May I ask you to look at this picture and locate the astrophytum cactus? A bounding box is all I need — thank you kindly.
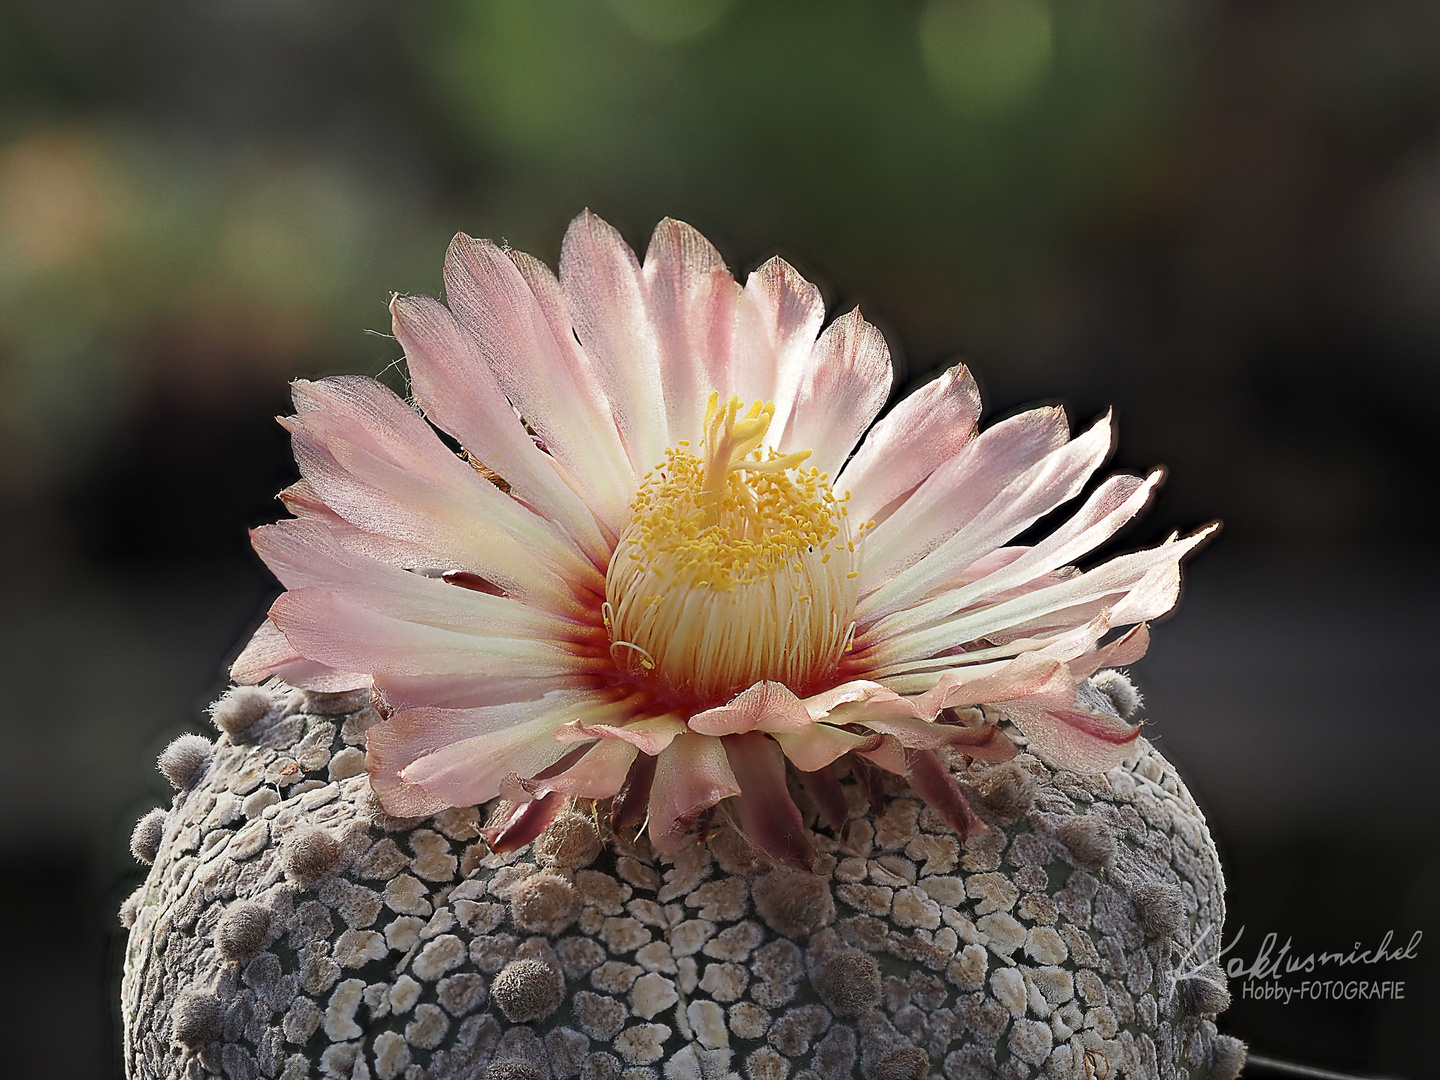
[122,213,1244,1078]
[121,680,1244,1080]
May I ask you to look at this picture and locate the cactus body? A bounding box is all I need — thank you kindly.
[122,688,1244,1080]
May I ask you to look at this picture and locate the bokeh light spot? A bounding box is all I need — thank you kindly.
[919,0,1055,117]
[608,0,731,45]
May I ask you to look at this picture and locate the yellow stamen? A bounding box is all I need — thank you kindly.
[604,394,861,701]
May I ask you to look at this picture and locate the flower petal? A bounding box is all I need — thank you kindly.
[558,712,688,755]
[1003,702,1141,773]
[905,749,988,840]
[734,256,825,440]
[837,363,982,528]
[647,733,741,854]
[561,210,670,476]
[726,733,815,870]
[442,234,637,534]
[366,696,586,816]
[392,292,612,562]
[860,411,1114,622]
[1069,624,1151,679]
[772,724,883,772]
[269,588,605,679]
[229,618,369,692]
[525,738,639,800]
[643,218,742,443]
[777,308,892,479]
[687,680,813,736]
[859,405,1070,593]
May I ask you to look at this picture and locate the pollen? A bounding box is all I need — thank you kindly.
[605,393,863,701]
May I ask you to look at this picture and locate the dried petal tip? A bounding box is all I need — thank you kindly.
[1090,669,1142,720]
[1056,814,1117,872]
[171,990,221,1049]
[974,762,1036,822]
[486,1063,545,1080]
[216,900,271,962]
[1210,1035,1247,1080]
[753,869,835,937]
[281,827,341,887]
[1177,966,1231,1016]
[532,810,602,869]
[508,871,580,935]
[1131,879,1185,938]
[490,958,564,1022]
[875,1045,930,1080]
[158,734,213,790]
[813,949,881,1016]
[208,685,275,739]
[130,808,166,865]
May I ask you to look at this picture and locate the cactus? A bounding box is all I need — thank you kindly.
[121,680,1245,1080]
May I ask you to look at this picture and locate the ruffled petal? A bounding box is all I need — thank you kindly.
[442,235,637,534]
[776,308,892,479]
[687,680,813,736]
[524,738,639,799]
[560,210,670,476]
[837,364,982,528]
[725,732,814,870]
[557,712,688,755]
[771,724,882,772]
[647,733,741,854]
[391,293,612,562]
[1069,624,1150,678]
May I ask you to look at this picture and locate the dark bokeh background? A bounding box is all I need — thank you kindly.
[1,1,1436,1076]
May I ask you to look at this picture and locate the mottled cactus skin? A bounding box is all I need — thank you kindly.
[121,686,1245,1080]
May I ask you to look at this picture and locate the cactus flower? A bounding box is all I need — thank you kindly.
[235,212,1212,867]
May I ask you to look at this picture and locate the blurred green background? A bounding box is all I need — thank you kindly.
[1,0,1437,1075]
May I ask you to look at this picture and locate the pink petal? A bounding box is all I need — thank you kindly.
[1004,701,1141,773]
[860,405,1070,593]
[442,235,638,534]
[253,518,594,644]
[375,672,598,710]
[646,733,741,854]
[368,692,600,812]
[837,364,982,528]
[776,308,892,479]
[861,411,1114,623]
[856,710,1016,762]
[733,257,825,438]
[725,732,814,870]
[269,588,605,680]
[391,293,612,562]
[1069,624,1151,678]
[611,751,656,832]
[560,210,669,475]
[905,749,988,840]
[799,766,851,837]
[229,618,369,692]
[688,681,813,736]
[871,526,1218,670]
[480,793,566,854]
[914,653,1075,716]
[642,218,742,443]
[772,724,883,772]
[525,738,639,799]
[557,712,688,755]
[284,378,598,612]
[856,736,909,776]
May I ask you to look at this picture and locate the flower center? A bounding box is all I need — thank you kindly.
[604,393,862,703]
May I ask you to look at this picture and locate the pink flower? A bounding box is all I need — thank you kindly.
[235,212,1213,867]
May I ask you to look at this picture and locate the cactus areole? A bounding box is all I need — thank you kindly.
[122,215,1242,1079]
